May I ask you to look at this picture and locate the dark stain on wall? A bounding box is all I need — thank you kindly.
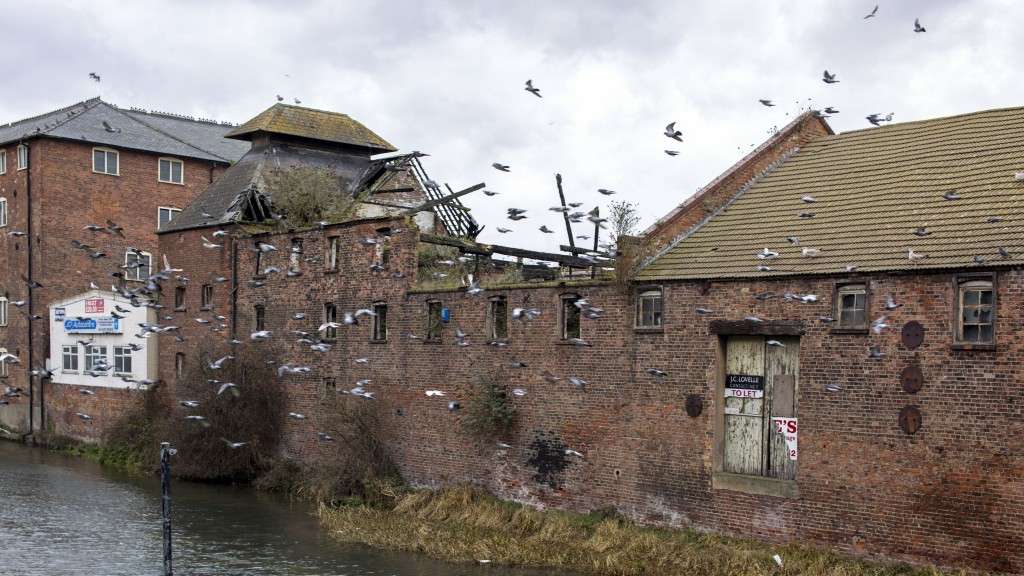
[526,430,570,489]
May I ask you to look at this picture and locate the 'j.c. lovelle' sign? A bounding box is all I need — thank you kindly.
[725,374,764,398]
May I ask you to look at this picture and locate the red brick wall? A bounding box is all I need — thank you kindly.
[0,137,228,436]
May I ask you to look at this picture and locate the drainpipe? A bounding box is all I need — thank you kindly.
[21,141,35,441]
[230,238,238,339]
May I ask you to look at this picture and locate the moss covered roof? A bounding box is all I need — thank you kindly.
[639,106,1024,280]
[225,103,396,152]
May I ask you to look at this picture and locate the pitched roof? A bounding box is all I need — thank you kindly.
[224,103,396,152]
[0,97,249,163]
[638,106,1024,281]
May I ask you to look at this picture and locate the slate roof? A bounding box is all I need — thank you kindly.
[224,103,396,152]
[0,97,248,163]
[638,106,1024,281]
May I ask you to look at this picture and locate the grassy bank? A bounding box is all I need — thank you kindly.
[319,486,970,576]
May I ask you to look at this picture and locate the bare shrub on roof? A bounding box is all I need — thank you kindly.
[263,166,364,228]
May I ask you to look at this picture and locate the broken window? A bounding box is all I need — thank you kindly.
[489,296,508,341]
[635,288,663,328]
[836,284,867,328]
[426,301,443,341]
[957,279,994,344]
[201,284,213,310]
[325,236,339,271]
[560,294,581,340]
[324,303,338,340]
[372,302,388,342]
[320,377,336,401]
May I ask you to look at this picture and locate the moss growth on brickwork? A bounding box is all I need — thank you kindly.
[319,486,971,576]
[463,373,516,438]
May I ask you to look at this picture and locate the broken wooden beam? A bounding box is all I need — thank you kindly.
[404,183,485,216]
[419,233,597,268]
[559,244,613,258]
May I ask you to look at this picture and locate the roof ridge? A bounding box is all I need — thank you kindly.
[0,96,102,133]
[106,102,232,163]
[273,102,354,120]
[838,104,1024,137]
[124,107,236,127]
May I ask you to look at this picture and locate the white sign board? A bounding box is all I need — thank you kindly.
[771,417,798,461]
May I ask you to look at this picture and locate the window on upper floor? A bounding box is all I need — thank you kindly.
[325,236,339,271]
[254,304,266,332]
[92,147,118,176]
[175,353,185,380]
[956,278,995,346]
[124,249,152,281]
[62,345,79,373]
[201,284,213,310]
[426,301,443,341]
[113,346,133,376]
[560,294,581,340]
[836,284,868,329]
[174,286,186,310]
[0,347,8,377]
[17,145,28,170]
[489,296,508,341]
[158,158,184,184]
[0,296,7,327]
[0,197,9,228]
[0,149,6,174]
[635,288,663,329]
[371,302,388,342]
[85,345,107,372]
[290,239,302,273]
[158,207,181,230]
[323,302,338,340]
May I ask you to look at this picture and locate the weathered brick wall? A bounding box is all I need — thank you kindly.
[45,382,146,441]
[0,137,227,436]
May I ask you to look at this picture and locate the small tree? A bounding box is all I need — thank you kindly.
[464,372,515,439]
[607,200,641,251]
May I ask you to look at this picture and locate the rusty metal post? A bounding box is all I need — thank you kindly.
[160,442,175,575]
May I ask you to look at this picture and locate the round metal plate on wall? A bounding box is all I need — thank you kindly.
[901,321,925,349]
[900,365,924,394]
[898,405,922,435]
[685,394,703,417]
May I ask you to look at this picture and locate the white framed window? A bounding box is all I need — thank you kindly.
[17,145,28,170]
[62,345,79,373]
[124,249,152,281]
[325,236,339,271]
[158,206,181,230]
[158,158,184,184]
[85,345,107,371]
[92,147,119,175]
[323,302,337,340]
[0,197,7,228]
[0,296,7,327]
[635,288,663,329]
[0,149,6,174]
[956,279,995,345]
[0,348,8,377]
[113,346,133,375]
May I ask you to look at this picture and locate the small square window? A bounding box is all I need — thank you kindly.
[158,158,184,184]
[489,296,508,340]
[426,301,443,341]
[325,236,339,271]
[158,207,181,230]
[635,288,663,328]
[372,302,388,342]
[956,279,995,345]
[92,148,118,175]
[561,295,581,340]
[324,303,338,340]
[201,284,213,309]
[17,144,28,170]
[836,284,867,328]
[62,345,79,372]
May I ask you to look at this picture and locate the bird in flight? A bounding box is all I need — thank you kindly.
[524,79,542,98]
[88,72,101,82]
[664,122,683,141]
[822,70,839,84]
[664,150,679,157]
[759,99,775,107]
[914,18,926,33]
[492,163,510,172]
[864,5,878,19]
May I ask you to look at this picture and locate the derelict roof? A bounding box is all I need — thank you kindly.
[639,106,1024,281]
[224,103,396,153]
[0,97,249,163]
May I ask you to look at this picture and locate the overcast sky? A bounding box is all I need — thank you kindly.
[2,0,1021,252]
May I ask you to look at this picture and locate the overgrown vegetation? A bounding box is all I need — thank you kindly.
[263,166,364,228]
[463,372,516,438]
[255,395,403,506]
[320,485,971,576]
[167,343,286,482]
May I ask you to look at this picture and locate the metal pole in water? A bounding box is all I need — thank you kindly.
[160,442,175,576]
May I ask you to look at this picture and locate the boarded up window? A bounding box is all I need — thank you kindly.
[723,336,799,480]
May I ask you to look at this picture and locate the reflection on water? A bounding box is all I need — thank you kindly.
[0,441,549,576]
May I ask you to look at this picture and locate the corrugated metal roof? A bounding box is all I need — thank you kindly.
[0,98,248,163]
[224,103,396,152]
[638,106,1024,281]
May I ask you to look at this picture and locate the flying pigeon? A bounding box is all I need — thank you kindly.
[758,99,775,107]
[664,122,683,141]
[913,18,926,33]
[492,163,510,172]
[864,5,878,18]
[524,79,542,97]
[664,150,680,157]
[822,70,839,84]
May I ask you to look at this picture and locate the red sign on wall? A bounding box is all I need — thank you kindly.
[85,298,105,314]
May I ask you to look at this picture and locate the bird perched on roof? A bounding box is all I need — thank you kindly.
[1014,172,1024,182]
[759,99,775,107]
[822,70,839,84]
[912,227,931,237]
[824,106,839,114]
[998,247,1012,259]
[913,18,926,33]
[664,122,683,141]
[524,79,542,97]
[908,249,926,261]
[276,95,284,102]
[294,98,302,104]
[864,4,878,18]
[801,195,817,203]
[801,247,821,257]
[492,163,510,172]
[757,247,779,260]
[943,190,961,201]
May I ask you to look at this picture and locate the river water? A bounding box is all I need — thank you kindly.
[0,441,550,576]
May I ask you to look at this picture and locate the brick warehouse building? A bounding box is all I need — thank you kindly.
[0,97,248,434]
[30,101,1024,571]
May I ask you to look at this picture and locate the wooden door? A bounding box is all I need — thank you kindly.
[764,337,799,479]
[723,336,765,475]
